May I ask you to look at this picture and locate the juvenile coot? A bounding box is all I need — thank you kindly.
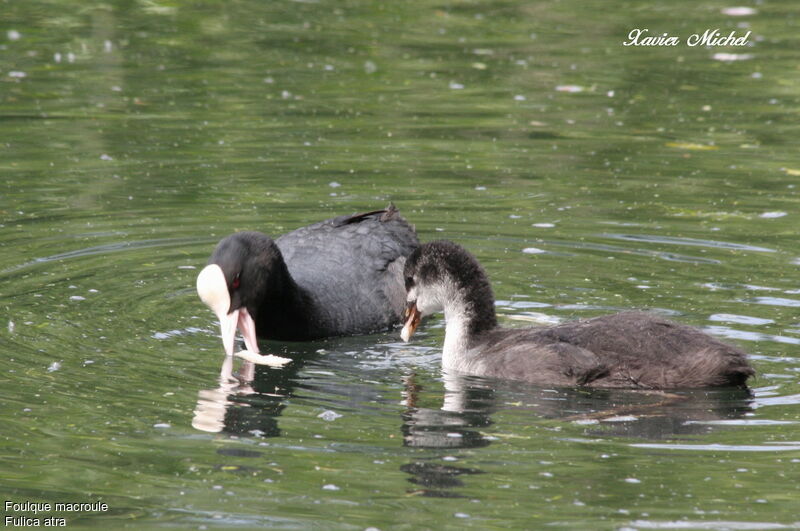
[400,241,754,389]
[197,205,418,357]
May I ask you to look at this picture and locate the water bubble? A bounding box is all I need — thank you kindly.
[317,410,342,421]
[604,415,639,422]
[712,53,754,62]
[47,361,61,372]
[555,85,584,93]
[721,7,757,16]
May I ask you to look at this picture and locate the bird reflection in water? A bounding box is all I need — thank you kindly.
[400,372,494,497]
[399,461,484,498]
[192,355,295,436]
[398,371,753,497]
[565,386,754,440]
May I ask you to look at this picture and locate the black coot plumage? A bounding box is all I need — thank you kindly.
[400,240,754,389]
[197,205,418,357]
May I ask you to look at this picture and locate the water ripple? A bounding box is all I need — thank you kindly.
[683,419,798,426]
[630,443,800,452]
[546,240,720,264]
[703,325,800,345]
[752,393,800,408]
[601,233,776,253]
[1,237,211,275]
[745,297,800,308]
[628,519,796,530]
[708,314,774,326]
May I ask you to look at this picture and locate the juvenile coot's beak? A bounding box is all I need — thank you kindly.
[400,301,421,342]
[196,264,260,356]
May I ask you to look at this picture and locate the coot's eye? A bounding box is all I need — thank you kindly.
[404,276,414,290]
[232,275,240,290]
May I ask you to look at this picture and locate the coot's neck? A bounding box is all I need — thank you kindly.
[442,303,474,370]
[253,253,317,340]
[439,269,498,370]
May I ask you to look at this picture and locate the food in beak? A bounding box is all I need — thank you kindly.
[400,301,421,342]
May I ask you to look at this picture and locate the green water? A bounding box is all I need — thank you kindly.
[2,0,799,528]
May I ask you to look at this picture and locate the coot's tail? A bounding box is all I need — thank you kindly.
[340,203,405,225]
[642,346,754,389]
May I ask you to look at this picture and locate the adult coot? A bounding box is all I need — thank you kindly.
[197,205,418,358]
[400,240,754,389]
